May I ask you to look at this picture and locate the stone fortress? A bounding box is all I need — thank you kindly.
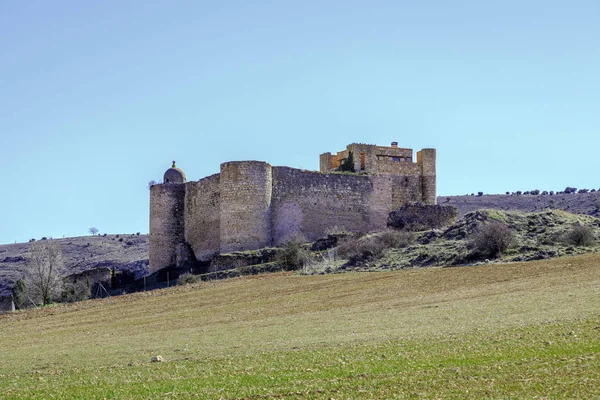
[149,143,436,273]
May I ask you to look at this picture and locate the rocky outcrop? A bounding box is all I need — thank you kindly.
[387,203,458,231]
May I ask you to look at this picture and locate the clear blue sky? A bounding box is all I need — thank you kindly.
[1,1,598,244]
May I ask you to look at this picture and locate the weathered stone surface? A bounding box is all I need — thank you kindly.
[387,203,458,231]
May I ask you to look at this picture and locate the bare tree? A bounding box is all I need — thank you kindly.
[24,241,65,305]
[88,227,99,235]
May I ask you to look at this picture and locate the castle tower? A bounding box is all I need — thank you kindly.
[219,161,273,253]
[149,162,186,273]
[417,149,436,205]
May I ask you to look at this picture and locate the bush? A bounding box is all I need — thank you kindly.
[471,221,516,258]
[177,272,200,286]
[477,192,483,197]
[378,230,413,248]
[530,189,540,195]
[565,225,595,246]
[337,151,355,172]
[337,235,387,264]
[564,187,577,194]
[276,236,312,271]
[12,279,27,309]
[578,188,589,194]
[61,279,91,303]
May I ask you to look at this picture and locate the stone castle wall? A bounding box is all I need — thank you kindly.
[271,167,375,244]
[149,146,436,273]
[184,174,220,261]
[149,184,185,273]
[220,162,273,253]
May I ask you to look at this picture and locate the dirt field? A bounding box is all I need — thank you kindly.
[0,253,598,398]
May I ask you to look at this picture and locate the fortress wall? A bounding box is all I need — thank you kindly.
[375,160,421,175]
[417,149,437,204]
[220,161,273,253]
[149,184,186,273]
[391,174,426,207]
[184,174,220,261]
[271,167,378,244]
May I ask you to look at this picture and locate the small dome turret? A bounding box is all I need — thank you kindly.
[163,161,186,183]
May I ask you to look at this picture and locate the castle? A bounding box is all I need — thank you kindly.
[149,143,436,273]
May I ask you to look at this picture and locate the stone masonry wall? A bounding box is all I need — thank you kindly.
[149,184,185,273]
[220,161,273,253]
[271,168,378,244]
[184,174,220,261]
[417,149,436,205]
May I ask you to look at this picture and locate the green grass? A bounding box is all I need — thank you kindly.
[1,254,599,399]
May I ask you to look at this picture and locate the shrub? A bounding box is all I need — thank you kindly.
[276,236,312,271]
[565,225,595,246]
[471,221,516,258]
[530,189,540,195]
[578,188,589,194]
[337,151,355,172]
[177,272,200,286]
[516,191,522,196]
[542,191,548,195]
[564,187,577,194]
[12,279,27,309]
[61,279,91,303]
[337,235,387,264]
[378,230,413,249]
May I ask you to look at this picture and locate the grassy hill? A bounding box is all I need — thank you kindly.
[1,253,598,399]
[0,234,149,298]
[440,190,600,217]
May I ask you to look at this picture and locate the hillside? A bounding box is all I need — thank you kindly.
[0,254,598,398]
[0,234,148,298]
[440,190,600,217]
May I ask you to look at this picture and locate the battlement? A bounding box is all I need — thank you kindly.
[319,142,434,175]
[149,143,436,273]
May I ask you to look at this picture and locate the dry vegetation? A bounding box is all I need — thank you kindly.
[0,253,598,398]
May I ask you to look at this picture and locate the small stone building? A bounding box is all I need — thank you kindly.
[149,143,436,273]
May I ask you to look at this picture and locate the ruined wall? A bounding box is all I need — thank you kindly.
[220,161,273,253]
[184,174,220,261]
[271,168,379,244]
[149,184,185,273]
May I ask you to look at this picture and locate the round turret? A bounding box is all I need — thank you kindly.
[163,161,186,183]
